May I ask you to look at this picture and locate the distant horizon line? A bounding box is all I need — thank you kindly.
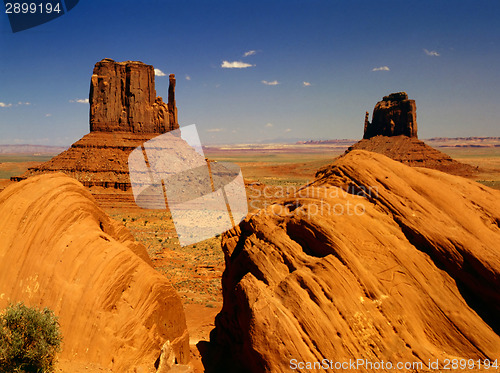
[0,136,499,150]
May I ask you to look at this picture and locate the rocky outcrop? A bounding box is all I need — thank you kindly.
[202,150,500,373]
[346,92,478,177]
[0,174,190,371]
[364,92,417,139]
[13,59,181,189]
[90,58,178,133]
[168,73,178,127]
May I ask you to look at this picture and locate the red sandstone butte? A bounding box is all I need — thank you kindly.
[364,92,417,139]
[347,92,477,176]
[12,59,180,189]
[90,58,178,133]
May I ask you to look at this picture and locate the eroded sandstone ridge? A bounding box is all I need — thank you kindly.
[0,174,190,371]
[13,59,180,189]
[202,150,500,373]
[364,92,417,139]
[90,58,178,133]
[347,92,477,176]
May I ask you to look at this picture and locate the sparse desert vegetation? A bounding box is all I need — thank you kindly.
[0,302,62,373]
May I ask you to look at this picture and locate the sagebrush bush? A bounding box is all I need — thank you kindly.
[0,302,62,373]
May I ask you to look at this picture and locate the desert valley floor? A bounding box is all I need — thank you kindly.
[0,139,499,372]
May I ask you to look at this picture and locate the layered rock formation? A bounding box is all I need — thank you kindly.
[14,132,159,190]
[90,58,178,133]
[0,174,190,371]
[364,92,417,139]
[346,92,477,176]
[202,150,500,373]
[13,59,179,189]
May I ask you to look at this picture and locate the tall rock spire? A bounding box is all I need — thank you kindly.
[168,73,178,127]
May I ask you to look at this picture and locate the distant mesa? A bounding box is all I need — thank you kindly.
[12,59,180,189]
[345,92,478,177]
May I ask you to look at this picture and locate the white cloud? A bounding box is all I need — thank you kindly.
[221,60,254,69]
[285,128,292,133]
[185,75,191,81]
[206,128,223,132]
[0,101,30,107]
[262,80,279,86]
[45,113,52,117]
[372,66,390,72]
[265,123,273,128]
[154,68,167,76]
[424,49,440,57]
[243,50,257,57]
[69,98,89,104]
[303,81,311,87]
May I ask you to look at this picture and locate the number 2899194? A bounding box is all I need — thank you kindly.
[5,2,62,14]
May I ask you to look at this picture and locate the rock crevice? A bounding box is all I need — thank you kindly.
[203,150,500,373]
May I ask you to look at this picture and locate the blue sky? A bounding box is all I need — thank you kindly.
[1,0,499,145]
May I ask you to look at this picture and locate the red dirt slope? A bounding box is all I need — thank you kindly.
[344,135,478,177]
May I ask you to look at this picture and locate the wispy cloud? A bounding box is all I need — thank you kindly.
[265,123,273,128]
[372,66,390,72]
[154,68,167,76]
[261,80,279,86]
[285,128,292,133]
[424,49,440,57]
[206,128,223,132]
[243,50,257,57]
[69,98,89,104]
[0,102,12,108]
[303,81,311,87]
[45,113,52,117]
[17,101,30,105]
[221,60,254,69]
[185,75,191,81]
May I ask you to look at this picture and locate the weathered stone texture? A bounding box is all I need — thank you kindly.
[89,58,178,133]
[364,91,417,139]
[13,59,182,189]
[202,151,500,373]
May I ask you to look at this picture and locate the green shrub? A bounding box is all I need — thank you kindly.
[0,302,62,373]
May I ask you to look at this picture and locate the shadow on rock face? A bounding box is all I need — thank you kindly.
[201,150,500,373]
